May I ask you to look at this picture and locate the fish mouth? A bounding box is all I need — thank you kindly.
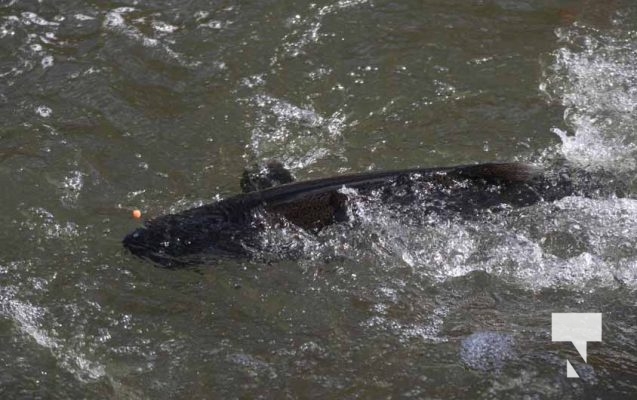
[122,228,148,254]
[122,227,169,260]
[122,228,182,268]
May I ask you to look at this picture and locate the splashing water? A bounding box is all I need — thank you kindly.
[243,94,347,169]
[271,0,370,65]
[102,7,200,68]
[541,24,637,171]
[460,332,517,373]
[4,1,637,397]
[0,276,106,382]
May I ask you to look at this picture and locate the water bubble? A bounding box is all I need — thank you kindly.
[41,55,53,69]
[36,106,52,117]
[204,20,223,30]
[152,21,178,33]
[194,11,209,21]
[74,14,95,21]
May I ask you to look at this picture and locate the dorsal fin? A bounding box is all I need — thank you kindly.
[240,160,295,193]
[449,162,541,183]
[256,162,542,205]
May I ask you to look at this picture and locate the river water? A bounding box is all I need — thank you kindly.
[1,0,637,398]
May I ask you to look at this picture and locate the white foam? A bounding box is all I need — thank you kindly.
[21,12,60,27]
[0,286,106,382]
[36,105,52,117]
[541,25,637,171]
[152,21,178,34]
[245,94,347,167]
[60,170,85,206]
[74,14,95,21]
[266,189,637,292]
[102,8,198,68]
[104,10,125,29]
[193,11,209,21]
[41,55,54,69]
[22,207,79,239]
[201,20,224,30]
[271,0,369,64]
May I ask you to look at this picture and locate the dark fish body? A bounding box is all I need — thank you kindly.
[122,162,621,267]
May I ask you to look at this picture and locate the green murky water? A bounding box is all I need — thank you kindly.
[2,0,637,398]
